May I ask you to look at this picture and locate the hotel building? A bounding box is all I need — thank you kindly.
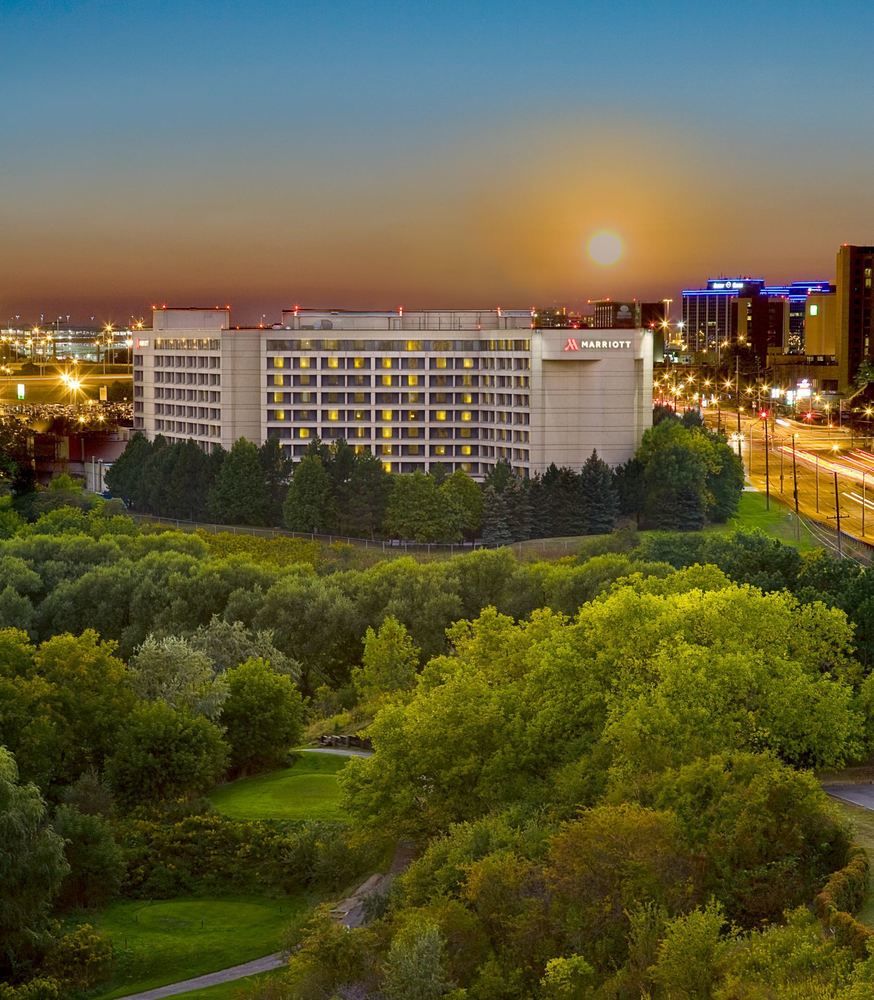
[133,306,653,476]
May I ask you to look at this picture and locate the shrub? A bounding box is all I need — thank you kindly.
[43,925,112,991]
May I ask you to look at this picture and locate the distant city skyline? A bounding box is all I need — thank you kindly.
[3,0,874,322]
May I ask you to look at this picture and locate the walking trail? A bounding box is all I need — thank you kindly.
[117,747,404,1000]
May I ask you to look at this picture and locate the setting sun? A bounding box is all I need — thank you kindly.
[587,230,623,266]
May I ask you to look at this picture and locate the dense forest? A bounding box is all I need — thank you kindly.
[3,487,874,996]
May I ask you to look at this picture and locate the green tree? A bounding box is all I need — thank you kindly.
[105,432,152,505]
[650,901,729,999]
[382,921,456,1000]
[346,450,391,537]
[208,438,271,526]
[383,472,452,542]
[259,436,292,524]
[440,470,483,540]
[129,635,227,718]
[106,701,228,806]
[352,615,420,703]
[579,450,619,534]
[540,955,597,999]
[221,658,304,773]
[189,615,300,679]
[0,748,69,979]
[480,484,514,546]
[283,454,336,533]
[51,805,124,911]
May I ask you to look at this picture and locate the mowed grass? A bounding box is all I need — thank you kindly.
[208,752,348,821]
[721,490,818,551]
[83,895,306,1000]
[830,799,874,927]
[164,968,287,999]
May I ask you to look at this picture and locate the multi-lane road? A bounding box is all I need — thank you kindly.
[704,408,874,547]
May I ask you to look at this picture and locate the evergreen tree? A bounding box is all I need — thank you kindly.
[440,470,483,540]
[164,440,212,520]
[327,439,357,534]
[259,437,292,524]
[207,438,270,525]
[105,431,152,506]
[481,484,514,546]
[579,449,619,534]
[347,450,391,538]
[506,473,532,541]
[283,454,336,533]
[614,457,645,522]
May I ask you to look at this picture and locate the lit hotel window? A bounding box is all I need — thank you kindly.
[461,411,472,422]
[354,410,366,420]
[461,393,473,404]
[381,409,393,421]
[381,427,392,439]
[382,461,392,472]
[274,357,285,369]
[327,357,339,369]
[354,444,365,454]
[381,357,392,369]
[275,410,286,421]
[353,357,365,368]
[327,410,339,421]
[435,410,447,421]
[810,304,819,316]
[433,445,446,456]
[463,358,474,368]
[355,427,366,438]
[382,375,393,386]
[382,444,393,455]
[406,340,422,351]
[273,374,284,386]
[273,392,283,403]
[299,357,309,368]
[407,374,419,386]
[435,357,447,369]
[299,427,311,439]
[461,445,472,456]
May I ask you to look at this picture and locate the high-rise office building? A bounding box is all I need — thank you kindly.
[133,306,654,475]
[836,244,874,390]
[682,279,766,354]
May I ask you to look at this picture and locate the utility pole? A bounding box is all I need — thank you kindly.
[762,412,770,510]
[815,454,820,512]
[863,471,867,537]
[735,356,741,460]
[834,471,843,559]
[791,434,800,540]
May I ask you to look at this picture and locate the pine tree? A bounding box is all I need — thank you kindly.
[579,450,619,535]
[207,438,271,525]
[105,432,152,506]
[481,484,514,546]
[283,454,336,533]
[346,450,391,538]
[259,437,292,524]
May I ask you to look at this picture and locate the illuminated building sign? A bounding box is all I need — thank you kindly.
[709,281,747,291]
[563,337,633,351]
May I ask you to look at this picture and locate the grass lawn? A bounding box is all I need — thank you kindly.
[830,800,874,927]
[82,895,307,1000]
[166,967,286,999]
[706,490,819,551]
[208,752,348,822]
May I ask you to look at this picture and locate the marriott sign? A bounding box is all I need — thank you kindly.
[562,336,633,351]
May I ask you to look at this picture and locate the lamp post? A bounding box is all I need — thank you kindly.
[761,410,770,511]
[863,471,867,538]
[815,453,820,513]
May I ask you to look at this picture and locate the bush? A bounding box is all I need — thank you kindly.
[0,979,62,1000]
[43,924,112,991]
[813,846,870,918]
[52,805,124,911]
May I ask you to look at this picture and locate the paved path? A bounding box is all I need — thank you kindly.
[117,747,380,1000]
[116,953,285,1000]
[824,784,874,810]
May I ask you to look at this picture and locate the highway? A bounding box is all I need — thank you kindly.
[703,408,874,549]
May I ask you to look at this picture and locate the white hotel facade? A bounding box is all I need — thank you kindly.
[133,307,653,476]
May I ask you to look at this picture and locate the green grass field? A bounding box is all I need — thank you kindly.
[83,895,307,1000]
[208,752,348,822]
[714,489,818,551]
[162,968,286,999]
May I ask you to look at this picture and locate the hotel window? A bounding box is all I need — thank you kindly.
[407,444,421,455]
[382,461,392,472]
[460,445,472,456]
[327,356,339,368]
[406,340,423,351]
[381,357,393,368]
[407,374,420,386]
[406,411,417,421]
[461,392,473,404]
[461,374,473,386]
[460,427,472,438]
[353,357,366,368]
[407,392,421,403]
[433,445,446,456]
[382,374,393,386]
[275,410,286,421]
[407,427,420,438]
[461,411,472,422]
[462,358,474,368]
[435,410,447,421]
[327,410,340,421]
[381,444,394,455]
[273,357,285,368]
[354,444,365,454]
[354,410,366,421]
[434,356,447,369]
[381,409,393,421]
[298,427,310,439]
[273,373,285,386]
[355,427,366,438]
[381,427,392,439]
[299,357,310,368]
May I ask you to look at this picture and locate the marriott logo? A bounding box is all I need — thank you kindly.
[563,337,633,351]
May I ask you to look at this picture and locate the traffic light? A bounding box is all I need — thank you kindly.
[759,410,768,419]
